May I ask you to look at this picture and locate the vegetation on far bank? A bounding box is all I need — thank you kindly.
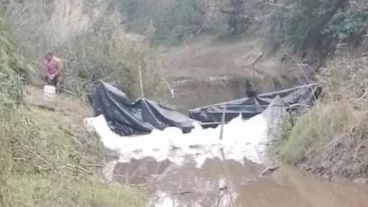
[119,0,368,53]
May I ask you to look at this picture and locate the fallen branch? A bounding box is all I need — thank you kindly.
[259,166,280,177]
[65,163,93,175]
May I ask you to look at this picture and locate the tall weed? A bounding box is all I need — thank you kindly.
[0,17,22,110]
[60,14,166,99]
[0,15,23,207]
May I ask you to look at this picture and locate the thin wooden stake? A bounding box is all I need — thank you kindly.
[138,61,145,98]
[219,103,227,140]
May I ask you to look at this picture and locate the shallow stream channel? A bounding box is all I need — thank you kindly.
[106,159,368,207]
[85,99,368,207]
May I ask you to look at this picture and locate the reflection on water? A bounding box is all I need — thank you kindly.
[109,158,368,207]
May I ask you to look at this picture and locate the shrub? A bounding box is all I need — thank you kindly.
[325,8,368,40]
[3,0,168,101]
[262,0,348,52]
[59,14,167,100]
[118,0,208,45]
[0,17,23,111]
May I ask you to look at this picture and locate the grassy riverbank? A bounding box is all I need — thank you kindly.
[0,15,145,206]
[275,56,368,180]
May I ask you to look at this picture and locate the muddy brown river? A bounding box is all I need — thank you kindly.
[107,158,368,207]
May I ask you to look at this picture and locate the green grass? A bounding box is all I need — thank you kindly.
[0,105,145,207]
[3,0,168,101]
[0,13,145,207]
[274,56,368,178]
[276,104,354,164]
[276,107,328,164]
[8,174,143,207]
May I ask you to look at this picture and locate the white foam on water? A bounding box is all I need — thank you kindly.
[149,192,180,207]
[84,98,287,167]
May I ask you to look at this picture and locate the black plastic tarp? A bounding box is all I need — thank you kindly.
[91,81,194,136]
[189,83,322,127]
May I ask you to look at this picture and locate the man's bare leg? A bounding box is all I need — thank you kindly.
[55,75,62,94]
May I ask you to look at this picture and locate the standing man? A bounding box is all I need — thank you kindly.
[42,52,62,90]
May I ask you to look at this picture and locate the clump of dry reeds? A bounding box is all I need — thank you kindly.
[277,55,368,179]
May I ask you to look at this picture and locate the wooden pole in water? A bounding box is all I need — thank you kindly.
[219,103,237,206]
[138,59,145,98]
[219,103,227,140]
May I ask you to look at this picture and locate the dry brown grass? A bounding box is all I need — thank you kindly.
[4,0,168,101]
[0,8,147,206]
[277,55,368,179]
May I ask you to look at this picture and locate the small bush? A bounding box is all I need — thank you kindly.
[325,8,368,40]
[263,0,343,51]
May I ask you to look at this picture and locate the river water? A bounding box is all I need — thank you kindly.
[109,159,368,207]
[85,100,368,207]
